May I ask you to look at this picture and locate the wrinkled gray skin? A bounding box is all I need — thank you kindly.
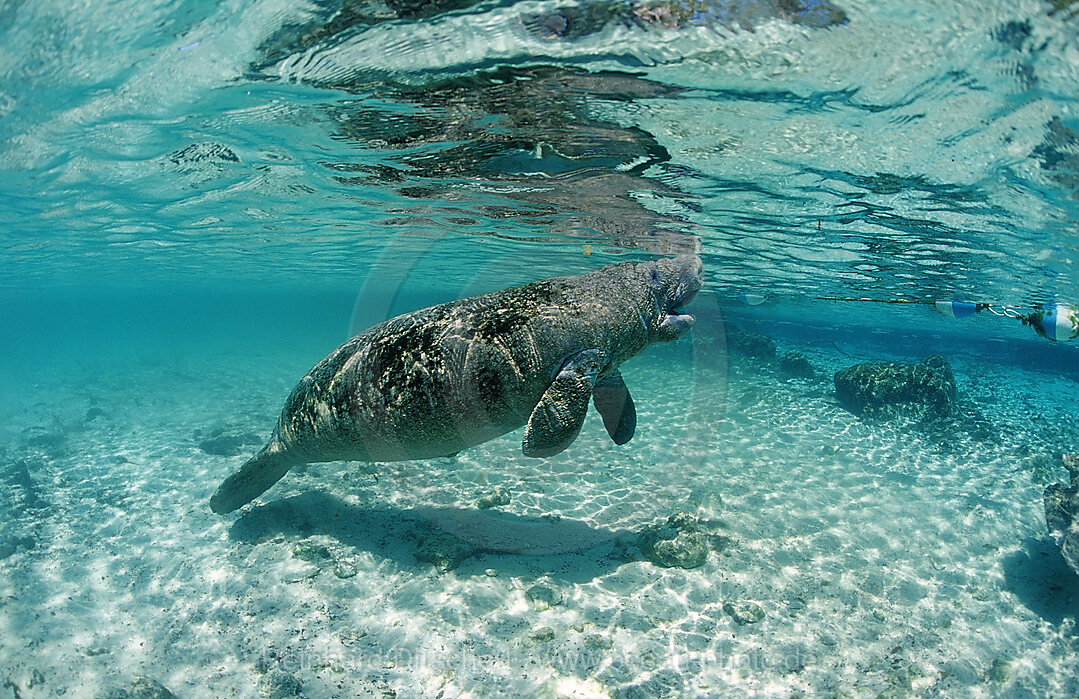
[210,255,703,514]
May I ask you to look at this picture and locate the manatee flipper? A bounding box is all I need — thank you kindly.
[209,439,296,514]
[592,370,636,445]
[523,349,606,458]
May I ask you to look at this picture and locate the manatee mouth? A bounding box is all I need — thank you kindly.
[671,286,699,314]
[662,255,703,332]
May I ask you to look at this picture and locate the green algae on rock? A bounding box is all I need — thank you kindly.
[834,355,958,420]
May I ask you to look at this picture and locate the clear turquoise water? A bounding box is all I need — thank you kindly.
[3,0,1079,697]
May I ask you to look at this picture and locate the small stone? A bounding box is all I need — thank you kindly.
[529,627,555,643]
[638,513,710,569]
[258,669,301,698]
[333,561,358,579]
[584,634,614,651]
[723,600,765,625]
[476,487,511,509]
[291,541,332,562]
[485,568,499,577]
[887,663,916,691]
[525,583,563,610]
[988,657,1017,685]
[128,677,176,699]
[615,668,684,698]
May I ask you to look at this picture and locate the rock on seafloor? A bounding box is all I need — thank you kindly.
[779,352,815,379]
[725,324,777,360]
[637,513,710,569]
[103,677,176,699]
[258,669,302,697]
[414,523,476,572]
[833,354,958,420]
[723,600,765,625]
[526,583,564,610]
[1044,453,1079,575]
[476,486,511,509]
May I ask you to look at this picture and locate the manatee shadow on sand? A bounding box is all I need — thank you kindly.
[228,491,637,583]
[1002,537,1079,628]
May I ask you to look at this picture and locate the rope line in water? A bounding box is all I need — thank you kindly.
[792,296,1078,342]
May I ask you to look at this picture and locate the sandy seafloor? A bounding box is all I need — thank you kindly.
[3,307,1079,698]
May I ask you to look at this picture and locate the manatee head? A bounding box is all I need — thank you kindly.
[639,254,703,341]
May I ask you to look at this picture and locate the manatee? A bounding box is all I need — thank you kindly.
[209,255,703,514]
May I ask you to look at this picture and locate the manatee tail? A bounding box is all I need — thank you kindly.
[209,441,297,514]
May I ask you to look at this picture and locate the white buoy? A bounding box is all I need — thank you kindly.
[1038,303,1079,341]
[739,293,766,306]
[934,300,979,319]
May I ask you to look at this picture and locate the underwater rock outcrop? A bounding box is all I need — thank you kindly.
[725,325,778,360]
[833,355,958,420]
[1044,453,1079,576]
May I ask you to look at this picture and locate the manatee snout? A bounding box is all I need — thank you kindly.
[656,254,702,337]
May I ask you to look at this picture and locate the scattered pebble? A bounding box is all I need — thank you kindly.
[585,634,614,651]
[723,600,765,625]
[258,669,301,698]
[988,657,1017,685]
[637,513,710,569]
[476,486,511,509]
[104,676,176,699]
[333,560,358,578]
[291,541,332,563]
[525,583,563,610]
